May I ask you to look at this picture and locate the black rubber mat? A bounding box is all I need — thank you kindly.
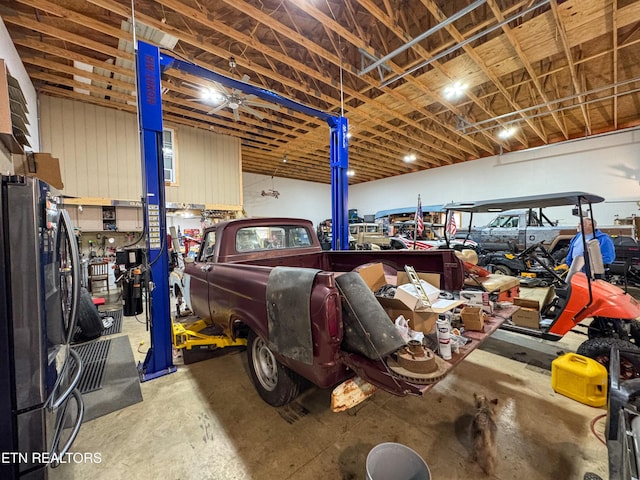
[101,309,123,336]
[73,338,112,394]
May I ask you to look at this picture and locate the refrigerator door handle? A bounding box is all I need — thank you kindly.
[59,209,81,343]
[49,388,84,467]
[50,348,83,410]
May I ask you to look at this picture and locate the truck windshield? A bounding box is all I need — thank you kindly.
[488,215,519,228]
[236,226,312,252]
[201,231,216,261]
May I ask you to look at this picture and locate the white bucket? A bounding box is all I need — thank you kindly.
[365,442,431,480]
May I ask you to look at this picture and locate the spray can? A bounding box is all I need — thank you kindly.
[436,316,452,360]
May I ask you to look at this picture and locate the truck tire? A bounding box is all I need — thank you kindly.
[74,287,104,342]
[576,337,640,381]
[247,329,303,407]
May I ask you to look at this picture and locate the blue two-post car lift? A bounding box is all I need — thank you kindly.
[134,40,350,380]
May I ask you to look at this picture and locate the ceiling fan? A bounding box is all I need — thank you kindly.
[186,74,280,121]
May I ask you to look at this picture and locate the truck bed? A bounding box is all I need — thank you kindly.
[237,249,465,291]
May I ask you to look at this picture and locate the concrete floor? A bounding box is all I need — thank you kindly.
[58,290,610,480]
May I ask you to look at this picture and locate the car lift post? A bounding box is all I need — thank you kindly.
[134,40,349,380]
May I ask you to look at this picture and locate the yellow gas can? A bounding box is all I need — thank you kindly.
[551,353,608,407]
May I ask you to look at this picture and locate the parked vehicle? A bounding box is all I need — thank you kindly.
[454,205,633,254]
[392,221,478,251]
[445,192,640,378]
[348,222,392,250]
[182,217,466,407]
[478,241,566,283]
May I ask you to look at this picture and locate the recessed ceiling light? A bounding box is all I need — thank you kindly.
[443,81,468,100]
[403,153,417,163]
[497,126,517,139]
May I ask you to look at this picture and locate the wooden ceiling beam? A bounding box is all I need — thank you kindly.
[88,0,464,164]
[420,1,546,145]
[487,0,569,139]
[549,0,591,134]
[356,0,521,151]
[1,11,132,62]
[217,0,485,158]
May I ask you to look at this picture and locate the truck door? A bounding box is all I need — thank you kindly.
[189,229,217,320]
[498,214,520,250]
[483,214,518,250]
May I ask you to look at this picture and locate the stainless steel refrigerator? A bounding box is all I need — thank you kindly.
[0,175,84,479]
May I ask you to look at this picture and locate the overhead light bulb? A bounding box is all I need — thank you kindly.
[202,88,224,103]
[346,169,355,177]
[443,81,468,100]
[403,153,417,163]
[497,126,517,139]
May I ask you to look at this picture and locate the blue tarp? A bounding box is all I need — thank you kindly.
[374,204,444,219]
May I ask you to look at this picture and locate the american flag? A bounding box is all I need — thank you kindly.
[447,213,457,237]
[415,196,424,237]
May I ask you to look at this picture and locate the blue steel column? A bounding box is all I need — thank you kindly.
[135,41,176,381]
[329,117,349,250]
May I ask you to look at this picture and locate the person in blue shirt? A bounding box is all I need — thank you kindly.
[565,217,616,267]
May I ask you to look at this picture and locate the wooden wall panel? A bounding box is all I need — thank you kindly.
[165,122,241,207]
[39,96,241,208]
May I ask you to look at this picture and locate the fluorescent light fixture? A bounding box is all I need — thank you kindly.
[487,208,503,212]
[497,126,517,139]
[403,153,417,163]
[443,81,468,100]
[346,169,355,177]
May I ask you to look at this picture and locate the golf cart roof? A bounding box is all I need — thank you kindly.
[442,191,605,213]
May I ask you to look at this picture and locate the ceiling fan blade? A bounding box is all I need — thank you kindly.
[233,108,241,122]
[241,105,265,120]
[207,100,229,115]
[232,74,251,96]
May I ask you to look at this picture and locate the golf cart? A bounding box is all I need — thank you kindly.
[443,192,640,378]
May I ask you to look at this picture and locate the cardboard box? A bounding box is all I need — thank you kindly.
[14,152,64,190]
[461,306,485,331]
[459,290,492,313]
[394,280,440,310]
[518,286,555,309]
[357,262,461,331]
[396,271,440,289]
[386,307,437,335]
[511,297,541,329]
[357,262,388,293]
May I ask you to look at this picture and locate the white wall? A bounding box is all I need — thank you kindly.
[244,128,640,229]
[0,18,39,154]
[350,128,640,227]
[242,172,332,227]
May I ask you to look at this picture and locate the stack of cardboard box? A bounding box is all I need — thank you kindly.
[357,263,463,335]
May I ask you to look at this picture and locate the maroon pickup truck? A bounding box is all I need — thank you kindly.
[184,217,465,408]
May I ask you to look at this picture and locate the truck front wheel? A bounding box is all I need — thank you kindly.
[247,329,303,406]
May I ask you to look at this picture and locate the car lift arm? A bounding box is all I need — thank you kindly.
[135,40,349,380]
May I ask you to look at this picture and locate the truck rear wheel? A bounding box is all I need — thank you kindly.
[576,337,640,381]
[247,329,303,407]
